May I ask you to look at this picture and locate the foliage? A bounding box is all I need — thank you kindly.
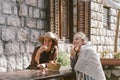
[114,52,120,58]
[57,50,70,66]
[101,50,109,58]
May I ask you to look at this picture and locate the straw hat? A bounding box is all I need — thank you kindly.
[39,32,58,46]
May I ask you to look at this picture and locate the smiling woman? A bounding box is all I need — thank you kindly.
[26,32,59,70]
[70,32,106,80]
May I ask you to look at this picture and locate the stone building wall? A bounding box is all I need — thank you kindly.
[0,0,49,72]
[0,0,120,75]
[90,0,120,54]
[91,0,120,79]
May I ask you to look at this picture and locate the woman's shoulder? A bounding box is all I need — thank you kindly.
[81,43,97,54]
[34,46,40,51]
[36,46,40,48]
[54,46,58,50]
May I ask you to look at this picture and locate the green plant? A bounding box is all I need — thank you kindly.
[101,50,109,58]
[114,52,120,58]
[57,50,70,66]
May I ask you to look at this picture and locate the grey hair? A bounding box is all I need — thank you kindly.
[75,32,88,44]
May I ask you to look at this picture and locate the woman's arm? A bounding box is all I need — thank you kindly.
[70,57,76,70]
[27,46,40,69]
[49,46,58,63]
[70,45,78,70]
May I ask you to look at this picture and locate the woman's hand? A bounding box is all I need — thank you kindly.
[70,45,77,58]
[37,63,46,69]
[49,60,56,64]
[39,45,48,53]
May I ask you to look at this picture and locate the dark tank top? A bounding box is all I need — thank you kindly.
[39,51,52,63]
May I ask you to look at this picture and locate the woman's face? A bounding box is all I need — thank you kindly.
[43,37,53,51]
[73,34,84,48]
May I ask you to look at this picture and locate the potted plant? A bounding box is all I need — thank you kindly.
[57,50,70,66]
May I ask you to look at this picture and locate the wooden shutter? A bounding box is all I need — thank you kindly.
[77,0,90,40]
[50,0,73,40]
[50,0,59,35]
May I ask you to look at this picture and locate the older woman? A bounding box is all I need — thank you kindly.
[27,32,58,69]
[70,32,106,80]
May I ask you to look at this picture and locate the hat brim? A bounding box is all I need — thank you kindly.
[38,36,58,46]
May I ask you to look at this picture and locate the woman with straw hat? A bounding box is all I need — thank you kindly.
[27,32,59,69]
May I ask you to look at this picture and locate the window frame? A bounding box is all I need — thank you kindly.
[103,6,110,30]
[49,0,73,41]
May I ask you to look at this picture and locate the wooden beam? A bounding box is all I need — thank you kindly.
[114,10,120,53]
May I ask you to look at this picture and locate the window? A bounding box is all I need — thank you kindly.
[77,1,90,40]
[103,7,110,29]
[50,0,73,41]
[49,0,90,41]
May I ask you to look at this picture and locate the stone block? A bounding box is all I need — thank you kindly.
[16,0,24,3]
[13,5,18,15]
[26,42,35,54]
[28,7,33,17]
[112,70,120,76]
[15,55,23,70]
[110,8,117,16]
[3,3,12,14]
[37,20,44,29]
[91,11,96,20]
[5,42,20,55]
[38,0,45,9]
[26,18,37,28]
[19,42,26,54]
[0,67,7,72]
[0,4,2,11]
[2,27,16,41]
[17,28,28,41]
[97,13,102,21]
[30,29,39,42]
[91,19,97,28]
[19,4,28,16]
[40,10,46,18]
[26,0,37,6]
[0,40,3,55]
[0,16,5,25]
[23,53,31,69]
[33,8,39,18]
[7,17,20,27]
[21,17,25,27]
[12,0,16,2]
[0,55,7,72]
[7,55,16,71]
[104,70,112,78]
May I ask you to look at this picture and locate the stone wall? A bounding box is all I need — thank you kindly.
[0,0,49,72]
[0,0,120,75]
[104,67,120,80]
[91,0,120,79]
[90,0,120,54]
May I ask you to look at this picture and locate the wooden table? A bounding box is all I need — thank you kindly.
[0,69,75,80]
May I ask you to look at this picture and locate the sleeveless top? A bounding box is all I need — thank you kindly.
[27,46,58,69]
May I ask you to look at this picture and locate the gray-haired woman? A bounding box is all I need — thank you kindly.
[70,32,106,80]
